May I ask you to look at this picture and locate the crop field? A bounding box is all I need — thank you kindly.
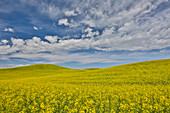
[0,59,169,112]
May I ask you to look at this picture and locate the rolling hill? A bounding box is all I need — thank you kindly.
[0,59,169,112]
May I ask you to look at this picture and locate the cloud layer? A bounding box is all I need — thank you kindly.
[0,0,170,68]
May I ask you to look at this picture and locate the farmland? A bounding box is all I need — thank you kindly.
[0,59,169,112]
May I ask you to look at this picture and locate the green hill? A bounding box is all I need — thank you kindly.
[0,64,72,79]
[0,59,169,85]
[0,59,169,112]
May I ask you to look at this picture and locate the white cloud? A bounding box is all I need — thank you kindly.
[33,26,39,30]
[83,27,92,33]
[45,35,60,43]
[62,35,71,39]
[82,27,99,38]
[0,45,11,54]
[32,37,41,42]
[58,18,70,26]
[11,38,25,46]
[0,0,169,69]
[33,26,42,30]
[80,20,95,27]
[40,3,61,20]
[1,40,8,44]
[0,0,170,54]
[20,0,169,28]
[64,10,77,16]
[3,28,14,32]
[1,49,169,68]
[6,52,118,65]
[0,25,170,55]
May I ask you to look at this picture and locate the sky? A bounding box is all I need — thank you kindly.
[0,0,170,69]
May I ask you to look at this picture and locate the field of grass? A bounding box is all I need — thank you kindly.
[0,59,169,112]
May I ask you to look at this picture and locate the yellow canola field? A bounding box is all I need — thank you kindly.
[0,59,170,112]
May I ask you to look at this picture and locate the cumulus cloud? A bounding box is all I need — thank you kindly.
[0,45,11,54]
[62,35,71,39]
[3,28,14,32]
[45,35,60,43]
[64,10,77,16]
[82,27,99,38]
[0,31,169,56]
[58,18,70,26]
[11,38,25,47]
[1,40,8,44]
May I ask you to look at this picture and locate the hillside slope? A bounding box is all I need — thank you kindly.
[0,64,72,79]
[0,59,169,112]
[0,59,169,86]
[88,59,170,85]
[0,59,169,83]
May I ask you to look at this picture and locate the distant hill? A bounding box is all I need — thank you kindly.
[0,64,72,79]
[0,59,169,83]
[1,64,68,70]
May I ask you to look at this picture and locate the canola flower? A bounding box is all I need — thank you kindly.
[0,59,169,112]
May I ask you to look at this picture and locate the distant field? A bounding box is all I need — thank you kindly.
[0,59,169,112]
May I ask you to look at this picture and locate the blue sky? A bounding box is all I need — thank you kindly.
[0,0,170,69]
